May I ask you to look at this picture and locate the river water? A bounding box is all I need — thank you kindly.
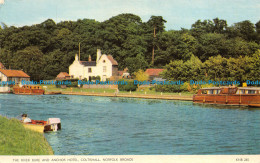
[0,94,259,155]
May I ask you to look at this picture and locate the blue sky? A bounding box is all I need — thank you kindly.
[0,0,259,30]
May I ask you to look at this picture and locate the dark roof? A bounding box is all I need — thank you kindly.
[107,55,118,65]
[80,61,96,67]
[0,69,30,78]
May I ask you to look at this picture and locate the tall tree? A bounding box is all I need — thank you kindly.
[146,16,166,65]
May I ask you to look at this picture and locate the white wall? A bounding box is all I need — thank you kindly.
[69,60,85,79]
[69,52,114,81]
[0,72,7,81]
[96,55,112,81]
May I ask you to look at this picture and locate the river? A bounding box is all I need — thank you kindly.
[0,94,259,155]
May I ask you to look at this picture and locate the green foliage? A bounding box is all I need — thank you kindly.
[118,79,137,91]
[12,46,44,81]
[162,55,204,81]
[133,69,149,82]
[0,15,259,82]
[0,116,53,155]
[125,53,148,75]
[155,84,187,93]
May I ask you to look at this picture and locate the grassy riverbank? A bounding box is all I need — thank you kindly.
[0,116,53,155]
[42,84,193,100]
[43,84,194,96]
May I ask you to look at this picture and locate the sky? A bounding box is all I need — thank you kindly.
[0,0,259,30]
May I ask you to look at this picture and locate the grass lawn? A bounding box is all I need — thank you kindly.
[0,116,53,155]
[42,84,193,96]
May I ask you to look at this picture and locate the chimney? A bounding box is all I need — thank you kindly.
[96,49,101,63]
[88,55,92,61]
[75,54,79,61]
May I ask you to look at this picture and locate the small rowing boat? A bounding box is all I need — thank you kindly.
[21,114,61,133]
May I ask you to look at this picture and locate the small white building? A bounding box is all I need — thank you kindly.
[0,69,30,84]
[69,49,118,81]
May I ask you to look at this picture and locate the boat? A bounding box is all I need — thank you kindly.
[13,85,45,95]
[22,118,61,133]
[193,86,260,107]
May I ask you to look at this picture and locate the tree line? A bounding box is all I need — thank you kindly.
[0,13,259,81]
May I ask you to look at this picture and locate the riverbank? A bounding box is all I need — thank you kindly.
[0,116,54,155]
[61,92,193,101]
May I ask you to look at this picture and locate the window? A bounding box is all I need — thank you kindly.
[88,68,92,73]
[240,90,245,94]
[215,90,220,94]
[103,66,107,72]
[103,60,106,63]
[248,90,256,94]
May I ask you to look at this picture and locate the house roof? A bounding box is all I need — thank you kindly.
[145,69,165,76]
[0,69,30,78]
[80,61,96,67]
[107,55,118,66]
[57,72,70,77]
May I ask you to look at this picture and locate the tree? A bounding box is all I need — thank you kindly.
[146,16,167,65]
[255,20,260,43]
[133,69,149,82]
[203,55,228,81]
[155,31,198,65]
[162,55,203,81]
[125,53,148,75]
[13,46,44,81]
[196,33,227,60]
[230,20,256,41]
[212,18,227,33]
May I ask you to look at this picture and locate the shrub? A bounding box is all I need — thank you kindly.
[155,84,188,93]
[118,79,137,91]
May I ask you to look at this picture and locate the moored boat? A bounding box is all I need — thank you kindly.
[13,85,45,95]
[193,86,260,106]
[21,115,61,133]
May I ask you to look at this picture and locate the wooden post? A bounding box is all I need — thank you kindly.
[79,42,80,61]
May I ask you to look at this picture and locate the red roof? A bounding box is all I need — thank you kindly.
[56,72,70,78]
[145,69,165,76]
[107,55,118,65]
[0,69,30,78]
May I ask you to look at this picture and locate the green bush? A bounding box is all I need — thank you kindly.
[155,84,187,93]
[118,79,137,91]
[55,79,78,88]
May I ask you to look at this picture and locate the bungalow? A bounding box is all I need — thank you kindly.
[0,69,30,85]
